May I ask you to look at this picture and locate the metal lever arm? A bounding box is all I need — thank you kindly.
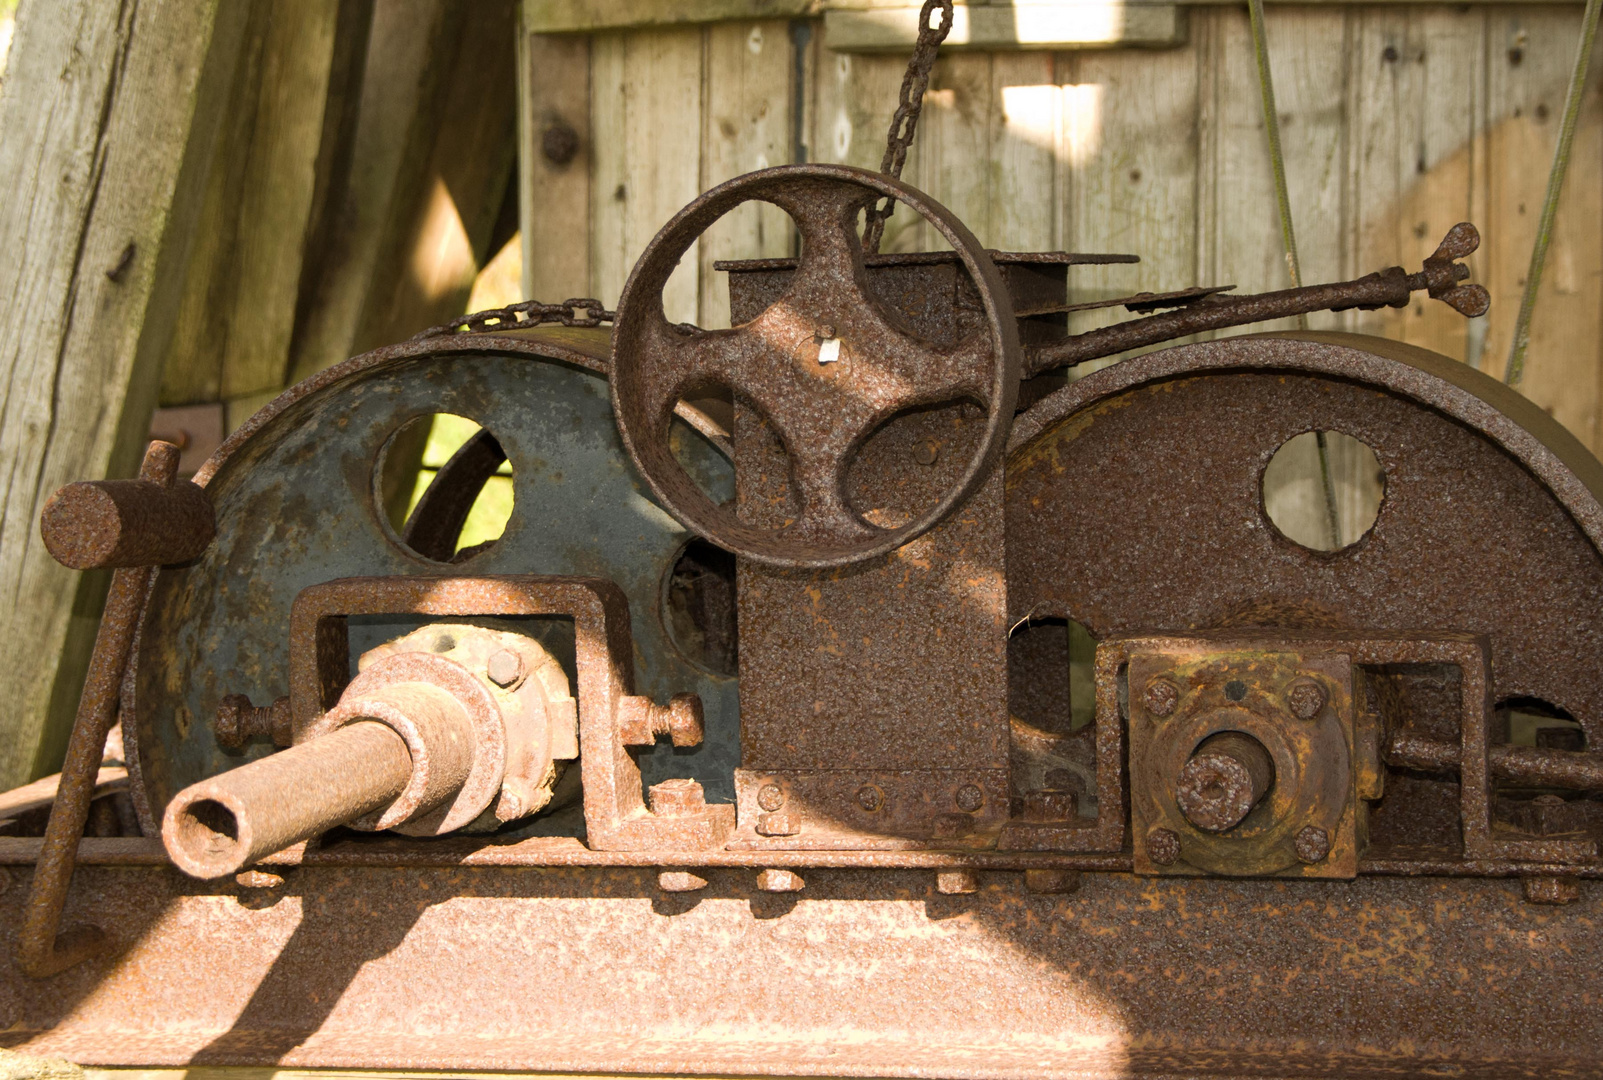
[1024,223,1492,377]
[20,441,213,978]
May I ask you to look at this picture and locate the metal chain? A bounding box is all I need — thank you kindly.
[411,297,614,341]
[862,0,955,254]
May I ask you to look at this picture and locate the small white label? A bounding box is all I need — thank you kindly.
[818,338,842,364]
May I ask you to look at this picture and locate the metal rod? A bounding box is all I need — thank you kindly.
[1503,0,1602,388]
[20,442,179,978]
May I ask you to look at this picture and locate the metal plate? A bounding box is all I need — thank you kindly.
[125,331,738,830]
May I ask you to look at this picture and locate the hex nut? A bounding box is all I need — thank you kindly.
[1287,679,1327,721]
[936,870,979,895]
[756,868,804,893]
[486,649,525,688]
[856,784,883,812]
[756,812,799,837]
[658,870,708,893]
[1295,825,1330,863]
[648,778,707,818]
[756,783,785,812]
[954,783,985,812]
[1143,678,1180,717]
[1024,868,1081,895]
[1523,875,1581,905]
[1146,827,1181,866]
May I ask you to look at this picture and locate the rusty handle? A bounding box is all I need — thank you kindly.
[163,721,413,879]
[40,473,214,570]
[1386,730,1603,791]
[21,442,190,978]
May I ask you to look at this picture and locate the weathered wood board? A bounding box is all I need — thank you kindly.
[522,3,1603,455]
[0,0,248,788]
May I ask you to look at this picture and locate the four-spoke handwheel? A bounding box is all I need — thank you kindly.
[610,164,1021,568]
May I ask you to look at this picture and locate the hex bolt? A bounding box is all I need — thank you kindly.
[1175,731,1275,833]
[856,785,883,812]
[1295,825,1331,863]
[936,870,979,895]
[486,649,525,688]
[214,694,293,750]
[1143,678,1180,717]
[1522,875,1581,905]
[618,693,705,747]
[648,778,707,818]
[658,870,708,893]
[1146,827,1181,866]
[495,776,539,823]
[914,439,941,466]
[541,118,580,166]
[756,868,804,893]
[1287,679,1327,721]
[1020,789,1077,823]
[954,783,984,812]
[234,870,284,890]
[755,812,799,837]
[756,783,785,812]
[1024,868,1081,895]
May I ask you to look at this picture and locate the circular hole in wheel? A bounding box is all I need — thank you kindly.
[660,537,739,678]
[1262,431,1384,552]
[374,413,513,562]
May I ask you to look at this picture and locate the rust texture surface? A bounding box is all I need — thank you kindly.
[0,863,1598,1078]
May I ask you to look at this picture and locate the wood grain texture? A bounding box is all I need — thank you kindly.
[547,3,1602,454]
[0,0,248,785]
[286,0,449,386]
[521,32,593,304]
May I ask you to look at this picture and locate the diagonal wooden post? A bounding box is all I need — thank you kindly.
[0,0,248,790]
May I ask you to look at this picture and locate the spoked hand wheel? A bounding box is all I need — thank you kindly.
[609,163,1021,569]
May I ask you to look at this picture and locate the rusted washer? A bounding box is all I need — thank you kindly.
[306,652,505,835]
[1175,731,1275,833]
[611,162,1021,568]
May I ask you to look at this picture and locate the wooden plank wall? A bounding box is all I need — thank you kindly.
[522,4,1603,453]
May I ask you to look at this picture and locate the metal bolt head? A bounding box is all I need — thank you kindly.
[1295,825,1330,863]
[856,784,883,812]
[914,439,940,466]
[486,649,525,688]
[649,778,707,818]
[1287,679,1327,720]
[756,812,798,837]
[541,119,580,166]
[658,870,708,893]
[955,783,984,812]
[936,870,979,895]
[757,783,784,812]
[756,868,804,893]
[1143,678,1180,717]
[1146,828,1181,866]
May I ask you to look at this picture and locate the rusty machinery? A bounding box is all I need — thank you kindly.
[6,9,1603,1078]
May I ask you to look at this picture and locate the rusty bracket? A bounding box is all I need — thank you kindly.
[21,441,215,978]
[287,576,732,853]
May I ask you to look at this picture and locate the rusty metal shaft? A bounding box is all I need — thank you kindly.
[163,721,413,879]
[1386,730,1603,791]
[1024,224,1490,377]
[164,675,484,878]
[1175,731,1275,833]
[39,472,213,570]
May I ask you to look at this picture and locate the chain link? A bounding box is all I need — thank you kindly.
[411,297,615,341]
[862,0,955,254]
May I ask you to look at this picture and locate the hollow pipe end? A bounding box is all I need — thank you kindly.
[161,783,255,880]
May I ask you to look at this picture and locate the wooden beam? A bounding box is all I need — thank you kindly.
[0,0,249,787]
[524,0,1588,38]
[160,0,366,408]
